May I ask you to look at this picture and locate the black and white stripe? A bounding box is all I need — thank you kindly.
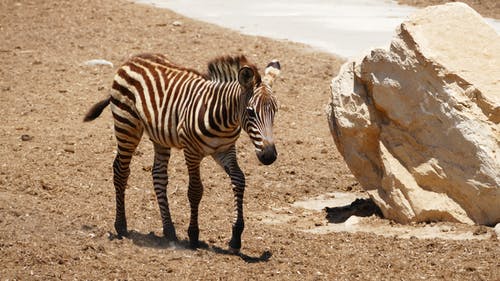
[84,54,280,252]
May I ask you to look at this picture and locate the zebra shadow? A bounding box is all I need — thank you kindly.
[109,230,272,263]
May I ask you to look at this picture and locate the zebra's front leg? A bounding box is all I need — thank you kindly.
[213,147,245,253]
[185,151,204,249]
[229,182,245,253]
[152,144,177,242]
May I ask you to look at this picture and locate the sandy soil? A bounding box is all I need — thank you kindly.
[0,0,498,280]
[397,0,500,19]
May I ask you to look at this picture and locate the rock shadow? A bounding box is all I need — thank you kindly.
[325,198,382,223]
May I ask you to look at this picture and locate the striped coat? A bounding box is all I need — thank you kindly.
[84,54,280,252]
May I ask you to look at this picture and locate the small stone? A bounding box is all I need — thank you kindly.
[83,59,113,67]
[20,134,33,141]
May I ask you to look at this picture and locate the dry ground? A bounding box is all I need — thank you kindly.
[397,0,500,19]
[0,0,498,280]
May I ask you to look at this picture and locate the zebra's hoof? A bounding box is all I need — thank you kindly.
[116,230,128,239]
[164,230,178,242]
[228,246,240,255]
[165,235,178,243]
[188,226,199,249]
[228,237,241,252]
[115,223,128,238]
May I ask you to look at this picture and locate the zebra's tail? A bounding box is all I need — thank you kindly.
[83,97,111,122]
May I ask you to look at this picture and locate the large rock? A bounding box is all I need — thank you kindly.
[327,2,500,226]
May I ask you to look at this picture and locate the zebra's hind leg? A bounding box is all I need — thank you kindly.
[152,143,177,242]
[111,111,143,238]
[213,146,245,254]
[184,150,204,249]
[113,153,131,238]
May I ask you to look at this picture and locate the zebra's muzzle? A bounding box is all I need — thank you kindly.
[256,144,277,165]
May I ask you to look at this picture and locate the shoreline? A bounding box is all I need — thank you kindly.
[133,0,499,59]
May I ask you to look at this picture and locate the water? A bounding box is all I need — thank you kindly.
[136,0,500,58]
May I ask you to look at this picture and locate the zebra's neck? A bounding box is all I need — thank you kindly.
[204,80,248,132]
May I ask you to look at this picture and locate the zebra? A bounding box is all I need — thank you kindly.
[84,53,280,253]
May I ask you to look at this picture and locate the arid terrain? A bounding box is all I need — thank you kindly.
[0,0,498,280]
[397,0,500,19]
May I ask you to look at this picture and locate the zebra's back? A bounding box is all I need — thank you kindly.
[110,54,206,149]
[110,53,242,154]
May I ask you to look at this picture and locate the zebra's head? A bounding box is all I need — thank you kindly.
[238,60,280,165]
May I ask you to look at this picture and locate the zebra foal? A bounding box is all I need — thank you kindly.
[84,53,280,252]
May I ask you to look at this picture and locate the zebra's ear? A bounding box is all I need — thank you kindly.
[263,60,280,87]
[238,66,255,88]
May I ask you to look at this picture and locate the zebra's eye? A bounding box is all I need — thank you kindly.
[246,107,257,118]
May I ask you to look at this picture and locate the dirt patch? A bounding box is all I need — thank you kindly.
[283,193,494,240]
[397,0,500,19]
[0,0,498,280]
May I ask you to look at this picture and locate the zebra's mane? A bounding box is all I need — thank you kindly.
[206,55,261,84]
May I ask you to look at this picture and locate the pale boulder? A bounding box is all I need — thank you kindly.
[327,3,500,225]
